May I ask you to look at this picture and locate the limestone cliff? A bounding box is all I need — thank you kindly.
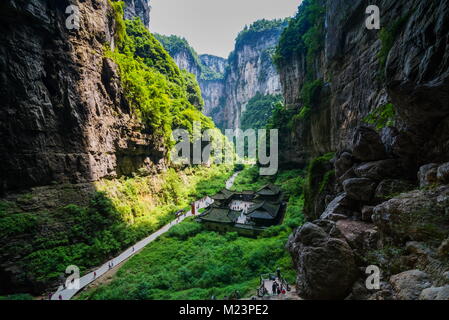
[157,20,287,129]
[276,0,449,167]
[280,0,449,300]
[0,0,166,193]
[124,0,151,29]
[216,20,287,129]
[153,34,226,117]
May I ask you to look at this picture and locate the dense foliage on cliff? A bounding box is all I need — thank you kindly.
[273,0,325,72]
[154,34,224,81]
[107,4,214,143]
[79,167,304,300]
[240,94,283,130]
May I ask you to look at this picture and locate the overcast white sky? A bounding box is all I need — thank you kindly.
[149,0,300,58]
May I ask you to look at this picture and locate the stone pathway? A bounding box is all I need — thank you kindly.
[51,171,240,300]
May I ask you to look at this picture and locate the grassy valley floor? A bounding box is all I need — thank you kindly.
[78,166,305,300]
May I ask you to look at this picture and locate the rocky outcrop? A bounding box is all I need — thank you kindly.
[124,0,151,29]
[0,0,167,192]
[292,102,449,300]
[278,0,449,167]
[281,0,449,299]
[287,220,359,299]
[157,21,286,129]
[217,28,285,129]
[390,270,432,300]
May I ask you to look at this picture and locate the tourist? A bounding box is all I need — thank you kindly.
[93,272,96,279]
[272,281,279,295]
[59,294,62,300]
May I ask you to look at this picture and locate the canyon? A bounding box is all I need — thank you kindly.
[156,20,287,129]
[0,0,449,300]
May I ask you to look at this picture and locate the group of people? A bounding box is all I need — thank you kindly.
[271,280,285,295]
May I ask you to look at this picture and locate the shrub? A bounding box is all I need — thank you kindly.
[363,103,396,130]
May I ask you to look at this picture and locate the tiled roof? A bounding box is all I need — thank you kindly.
[198,208,237,223]
[256,184,281,196]
[211,189,234,200]
[246,201,281,219]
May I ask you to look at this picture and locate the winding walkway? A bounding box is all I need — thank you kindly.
[51,171,241,300]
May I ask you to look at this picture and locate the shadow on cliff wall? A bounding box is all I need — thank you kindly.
[0,0,166,295]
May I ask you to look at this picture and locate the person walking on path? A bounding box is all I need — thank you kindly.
[272,281,279,295]
[59,294,62,300]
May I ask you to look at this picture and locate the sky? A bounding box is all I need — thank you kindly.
[149,0,300,58]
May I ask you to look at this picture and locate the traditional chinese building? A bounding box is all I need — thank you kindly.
[197,184,286,236]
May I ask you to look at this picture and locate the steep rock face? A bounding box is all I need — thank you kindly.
[157,22,286,129]
[123,0,151,29]
[0,0,166,192]
[200,54,227,75]
[284,0,449,299]
[278,0,449,167]
[217,29,284,129]
[153,34,228,116]
[198,55,227,116]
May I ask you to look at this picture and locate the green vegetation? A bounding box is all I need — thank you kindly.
[271,0,326,132]
[0,164,234,292]
[79,167,305,300]
[363,103,396,130]
[234,19,289,51]
[274,0,325,75]
[303,153,335,221]
[240,94,283,130]
[106,11,214,146]
[0,294,34,300]
[109,0,126,44]
[300,79,323,108]
[154,34,225,81]
[267,101,296,131]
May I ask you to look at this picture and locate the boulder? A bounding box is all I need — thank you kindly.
[320,193,355,220]
[335,152,354,178]
[337,167,357,184]
[336,219,378,253]
[419,286,449,300]
[351,127,387,162]
[354,160,403,181]
[374,179,415,201]
[437,238,449,257]
[380,127,416,158]
[373,186,449,242]
[390,270,432,300]
[287,221,359,300]
[418,163,439,187]
[405,241,433,256]
[437,162,449,184]
[361,206,374,222]
[343,178,377,202]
